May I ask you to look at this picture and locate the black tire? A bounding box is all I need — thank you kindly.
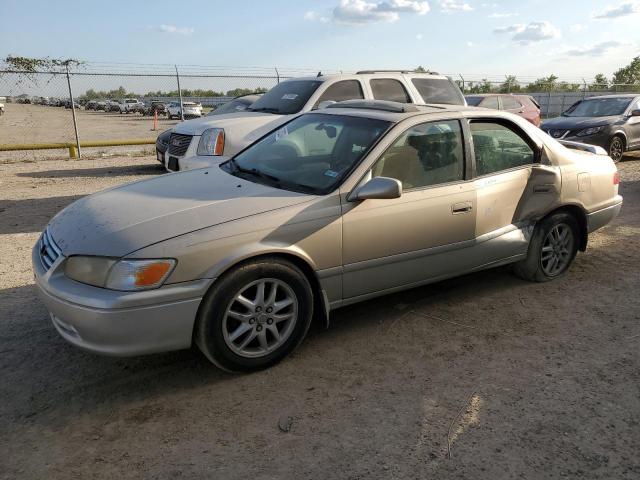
[194,258,314,373]
[608,135,625,163]
[512,212,579,282]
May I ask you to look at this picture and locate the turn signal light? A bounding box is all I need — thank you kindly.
[613,172,620,185]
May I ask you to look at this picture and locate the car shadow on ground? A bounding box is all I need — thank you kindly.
[0,265,531,429]
[0,195,85,234]
[16,163,163,180]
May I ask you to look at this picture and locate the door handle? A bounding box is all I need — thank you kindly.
[533,184,554,193]
[451,202,473,214]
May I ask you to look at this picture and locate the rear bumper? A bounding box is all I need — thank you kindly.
[587,197,623,233]
[33,246,209,356]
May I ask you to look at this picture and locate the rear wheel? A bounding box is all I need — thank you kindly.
[608,135,625,163]
[195,258,314,372]
[513,212,579,282]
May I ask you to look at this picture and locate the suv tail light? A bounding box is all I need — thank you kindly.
[613,171,620,185]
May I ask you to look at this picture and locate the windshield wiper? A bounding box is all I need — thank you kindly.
[229,158,282,183]
[248,107,281,114]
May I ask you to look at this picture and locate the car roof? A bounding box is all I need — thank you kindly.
[581,94,639,100]
[316,99,486,122]
[281,71,452,83]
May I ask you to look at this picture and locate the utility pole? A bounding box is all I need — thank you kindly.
[175,65,184,121]
[66,64,81,158]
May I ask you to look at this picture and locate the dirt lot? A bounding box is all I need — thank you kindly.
[1,155,639,479]
[0,103,179,161]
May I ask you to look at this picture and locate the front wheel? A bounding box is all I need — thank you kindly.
[608,135,625,163]
[513,212,579,282]
[194,258,314,372]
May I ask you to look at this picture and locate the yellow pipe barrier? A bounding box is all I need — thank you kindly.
[0,139,156,159]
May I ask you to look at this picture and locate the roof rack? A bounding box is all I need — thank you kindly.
[355,69,439,75]
[326,99,420,113]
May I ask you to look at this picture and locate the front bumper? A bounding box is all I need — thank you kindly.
[546,129,611,151]
[179,154,231,171]
[32,245,210,356]
[587,196,623,233]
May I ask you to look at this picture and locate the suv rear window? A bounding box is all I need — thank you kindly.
[502,97,523,110]
[370,79,411,103]
[411,78,465,105]
[249,80,322,115]
[315,80,364,107]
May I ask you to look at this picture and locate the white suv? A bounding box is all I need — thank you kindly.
[119,98,143,113]
[164,71,466,172]
[167,101,203,120]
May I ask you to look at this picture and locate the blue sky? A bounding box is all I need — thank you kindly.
[1,0,639,80]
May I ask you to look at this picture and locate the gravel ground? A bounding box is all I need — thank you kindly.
[0,103,177,161]
[0,154,639,479]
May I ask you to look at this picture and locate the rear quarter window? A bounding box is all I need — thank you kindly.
[411,78,465,105]
[370,79,412,103]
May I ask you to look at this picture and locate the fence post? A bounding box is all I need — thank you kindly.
[175,65,184,122]
[275,67,280,84]
[582,78,587,100]
[66,64,81,159]
[547,88,551,118]
[458,74,465,93]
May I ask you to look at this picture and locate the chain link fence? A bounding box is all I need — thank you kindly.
[1,64,639,157]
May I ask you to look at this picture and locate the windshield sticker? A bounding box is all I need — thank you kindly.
[324,169,339,178]
[282,94,298,100]
[274,126,289,141]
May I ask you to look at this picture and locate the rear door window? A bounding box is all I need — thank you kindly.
[370,79,412,103]
[411,78,465,105]
[470,121,536,176]
[502,96,523,111]
[482,96,499,109]
[314,80,364,107]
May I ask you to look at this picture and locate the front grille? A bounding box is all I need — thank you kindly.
[38,227,62,270]
[168,133,192,156]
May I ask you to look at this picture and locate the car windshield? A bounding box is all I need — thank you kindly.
[465,96,484,106]
[208,98,253,116]
[225,113,390,194]
[248,80,322,115]
[564,97,632,117]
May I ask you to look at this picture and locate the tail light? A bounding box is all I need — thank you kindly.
[613,171,620,185]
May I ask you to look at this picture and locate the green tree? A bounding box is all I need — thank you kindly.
[612,56,640,90]
[500,75,520,93]
[468,79,495,94]
[590,74,609,91]
[414,65,427,73]
[525,75,558,92]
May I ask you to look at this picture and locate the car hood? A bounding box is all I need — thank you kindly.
[173,111,287,136]
[542,115,619,130]
[49,167,313,257]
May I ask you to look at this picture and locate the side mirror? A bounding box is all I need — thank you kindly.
[350,177,402,201]
[317,100,337,110]
[631,109,640,117]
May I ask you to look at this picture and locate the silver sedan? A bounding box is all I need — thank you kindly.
[33,100,622,372]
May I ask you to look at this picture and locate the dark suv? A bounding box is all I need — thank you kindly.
[542,95,640,162]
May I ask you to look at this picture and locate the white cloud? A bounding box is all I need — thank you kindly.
[592,1,640,19]
[493,24,525,34]
[157,24,194,35]
[494,21,560,45]
[304,11,329,22]
[439,0,473,12]
[326,0,430,24]
[569,23,587,33]
[565,41,628,56]
[416,33,424,40]
[488,12,518,18]
[466,41,475,47]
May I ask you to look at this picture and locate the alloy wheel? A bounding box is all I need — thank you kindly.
[540,223,574,277]
[222,278,298,358]
[609,137,624,163]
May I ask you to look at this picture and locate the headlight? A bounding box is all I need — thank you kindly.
[65,257,176,291]
[577,126,605,137]
[197,128,225,156]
